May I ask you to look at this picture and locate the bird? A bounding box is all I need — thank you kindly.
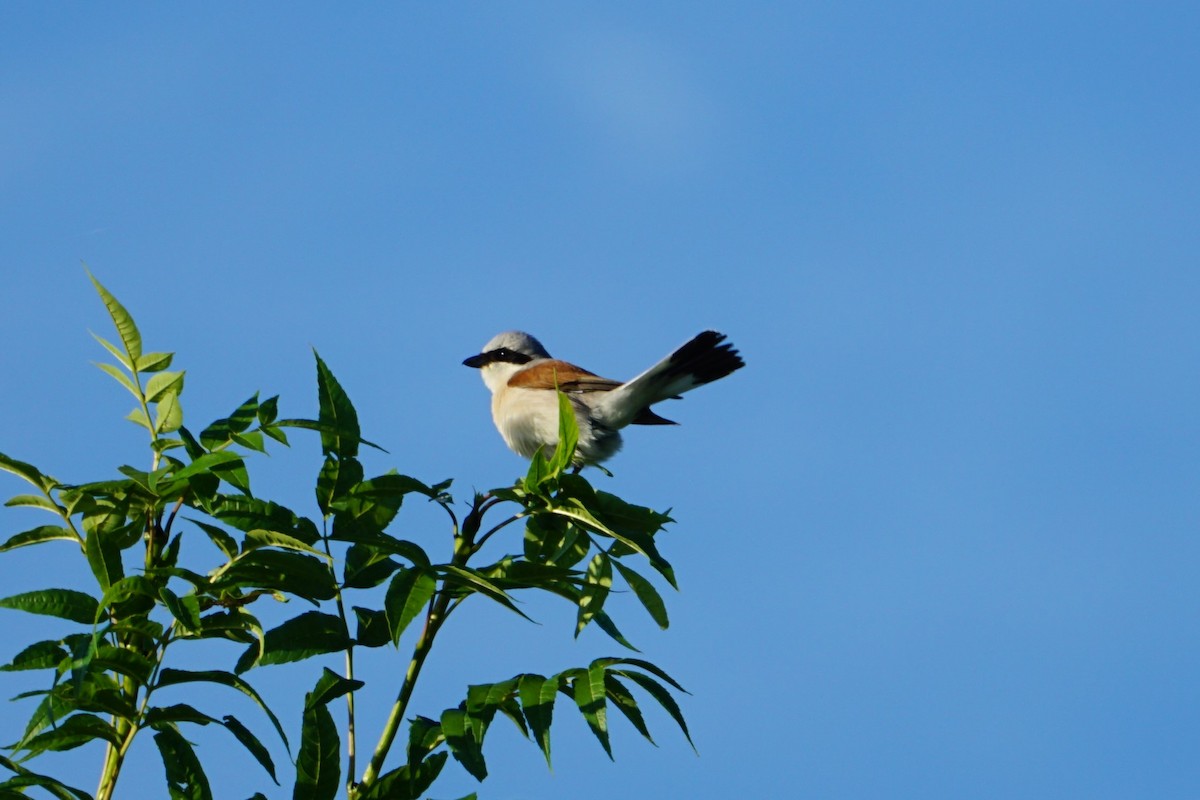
[462,330,744,466]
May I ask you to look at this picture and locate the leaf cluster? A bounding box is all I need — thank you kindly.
[0,274,691,800]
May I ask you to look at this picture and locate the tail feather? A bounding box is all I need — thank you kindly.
[595,331,744,428]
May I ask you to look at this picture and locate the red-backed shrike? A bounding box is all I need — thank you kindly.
[463,330,744,465]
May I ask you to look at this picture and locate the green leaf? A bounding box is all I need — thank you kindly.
[314,351,360,459]
[145,370,185,403]
[84,525,125,593]
[199,395,260,450]
[187,518,239,559]
[235,611,350,673]
[385,568,436,645]
[612,560,669,629]
[0,589,99,624]
[213,496,319,543]
[243,528,329,559]
[257,395,279,425]
[609,668,695,752]
[306,666,364,711]
[518,673,557,767]
[0,525,79,552]
[213,549,338,603]
[136,351,175,372]
[145,703,220,727]
[92,644,155,685]
[294,692,340,800]
[360,752,447,800]
[89,330,132,370]
[342,544,400,589]
[93,361,143,401]
[0,754,94,800]
[155,389,184,434]
[441,707,486,782]
[439,565,532,622]
[548,390,579,475]
[0,640,68,672]
[4,493,63,514]
[604,674,654,745]
[0,451,58,493]
[572,662,612,759]
[221,715,278,784]
[352,607,391,648]
[155,669,290,754]
[316,455,363,517]
[575,552,612,637]
[21,714,121,758]
[159,587,202,634]
[154,726,213,800]
[87,269,142,362]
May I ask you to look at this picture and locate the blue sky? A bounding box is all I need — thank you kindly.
[1,3,1198,798]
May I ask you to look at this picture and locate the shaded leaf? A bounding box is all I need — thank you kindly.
[156,668,289,754]
[441,707,486,782]
[306,667,364,711]
[518,673,557,767]
[294,695,339,800]
[575,552,612,637]
[221,715,279,784]
[385,568,436,645]
[1,640,68,673]
[613,560,669,629]
[235,611,350,673]
[314,351,360,459]
[154,726,213,800]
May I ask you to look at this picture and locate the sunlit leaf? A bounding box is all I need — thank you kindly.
[575,553,612,637]
[145,370,185,404]
[0,525,79,552]
[159,587,202,634]
[0,589,99,624]
[314,351,360,459]
[86,269,142,361]
[0,640,68,673]
[572,662,612,759]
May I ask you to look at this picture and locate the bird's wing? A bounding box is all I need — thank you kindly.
[507,359,623,392]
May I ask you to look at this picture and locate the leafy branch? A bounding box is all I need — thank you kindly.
[0,274,692,800]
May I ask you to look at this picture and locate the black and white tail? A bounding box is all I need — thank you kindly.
[595,331,744,429]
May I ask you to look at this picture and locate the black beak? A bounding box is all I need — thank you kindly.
[462,353,488,368]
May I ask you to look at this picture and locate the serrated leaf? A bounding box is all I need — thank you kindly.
[0,589,99,624]
[0,640,68,672]
[154,726,213,800]
[294,691,339,800]
[4,494,62,513]
[159,587,202,634]
[385,568,436,645]
[439,565,532,622]
[609,668,695,752]
[604,674,655,745]
[306,666,364,711]
[0,525,79,552]
[573,662,612,758]
[84,526,124,593]
[199,395,260,449]
[234,611,350,673]
[313,351,360,459]
[518,673,557,767]
[0,452,57,493]
[87,269,142,362]
[135,351,174,372]
[213,549,337,603]
[441,707,487,782]
[21,714,122,758]
[613,560,669,629]
[575,553,612,637]
[242,529,328,559]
